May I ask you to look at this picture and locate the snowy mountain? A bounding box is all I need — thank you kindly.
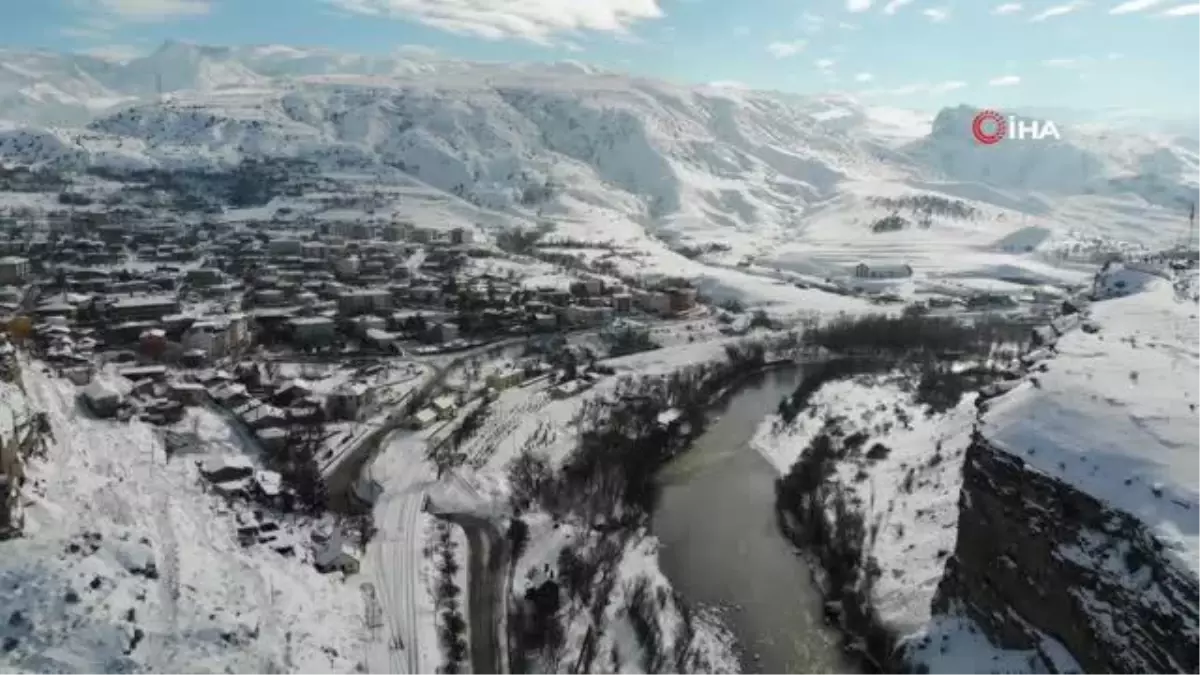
[0,42,1195,275]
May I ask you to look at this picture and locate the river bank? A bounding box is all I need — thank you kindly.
[500,337,805,673]
[652,366,854,674]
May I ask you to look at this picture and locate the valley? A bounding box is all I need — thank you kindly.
[0,40,1195,675]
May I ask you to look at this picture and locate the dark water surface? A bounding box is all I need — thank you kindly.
[652,367,852,674]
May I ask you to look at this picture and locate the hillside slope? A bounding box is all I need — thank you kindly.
[0,43,1195,266]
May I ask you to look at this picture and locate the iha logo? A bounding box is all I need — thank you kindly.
[971,109,1061,145]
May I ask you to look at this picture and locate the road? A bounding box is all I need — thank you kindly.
[323,337,527,504]
[438,512,508,675]
[362,432,437,675]
[356,338,524,675]
[348,315,715,672]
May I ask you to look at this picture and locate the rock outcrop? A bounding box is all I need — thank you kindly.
[934,428,1198,673]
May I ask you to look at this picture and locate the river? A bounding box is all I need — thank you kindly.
[652,367,852,674]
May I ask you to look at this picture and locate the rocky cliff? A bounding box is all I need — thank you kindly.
[935,430,1199,673]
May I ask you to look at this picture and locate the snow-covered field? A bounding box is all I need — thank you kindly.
[1,363,364,673]
[982,269,1199,575]
[1,42,1195,316]
[1,39,1196,675]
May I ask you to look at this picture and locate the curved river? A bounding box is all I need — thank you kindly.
[652,367,852,674]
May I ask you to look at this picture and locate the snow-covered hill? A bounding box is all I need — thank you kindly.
[0,42,1195,286]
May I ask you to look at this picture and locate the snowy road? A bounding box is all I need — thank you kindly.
[361,431,438,675]
[439,512,507,675]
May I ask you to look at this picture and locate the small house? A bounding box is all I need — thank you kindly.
[256,427,289,454]
[253,470,284,501]
[852,262,913,280]
[431,395,457,420]
[409,408,438,429]
[168,382,208,406]
[551,380,587,399]
[209,382,249,407]
[81,380,122,418]
[107,294,180,322]
[486,368,524,391]
[200,455,254,483]
[426,321,460,344]
[327,382,372,421]
[0,256,29,285]
[314,535,360,575]
[118,365,168,383]
[241,403,287,430]
[288,316,337,348]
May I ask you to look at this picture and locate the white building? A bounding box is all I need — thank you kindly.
[409,408,438,429]
[338,289,392,316]
[182,314,251,359]
[288,316,337,347]
[314,534,360,575]
[336,255,361,278]
[268,238,303,258]
[0,256,30,285]
[852,262,913,280]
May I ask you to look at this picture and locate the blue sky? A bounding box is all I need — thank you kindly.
[3,0,1198,115]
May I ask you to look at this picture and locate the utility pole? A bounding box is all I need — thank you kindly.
[1188,201,1197,251]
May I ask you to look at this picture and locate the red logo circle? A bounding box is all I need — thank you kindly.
[972,110,1007,145]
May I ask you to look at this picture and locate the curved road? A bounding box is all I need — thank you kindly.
[350,316,708,674]
[439,513,509,675]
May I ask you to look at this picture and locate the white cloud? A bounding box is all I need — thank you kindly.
[854,72,874,82]
[1109,0,1166,13]
[1160,2,1200,14]
[883,0,915,13]
[394,44,440,58]
[846,0,873,12]
[816,58,836,69]
[708,80,749,89]
[992,2,1023,12]
[766,40,807,58]
[61,23,113,39]
[922,7,950,20]
[1029,0,1089,21]
[798,11,825,33]
[76,0,212,21]
[1042,57,1081,67]
[325,0,664,43]
[989,74,1022,86]
[63,0,208,43]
